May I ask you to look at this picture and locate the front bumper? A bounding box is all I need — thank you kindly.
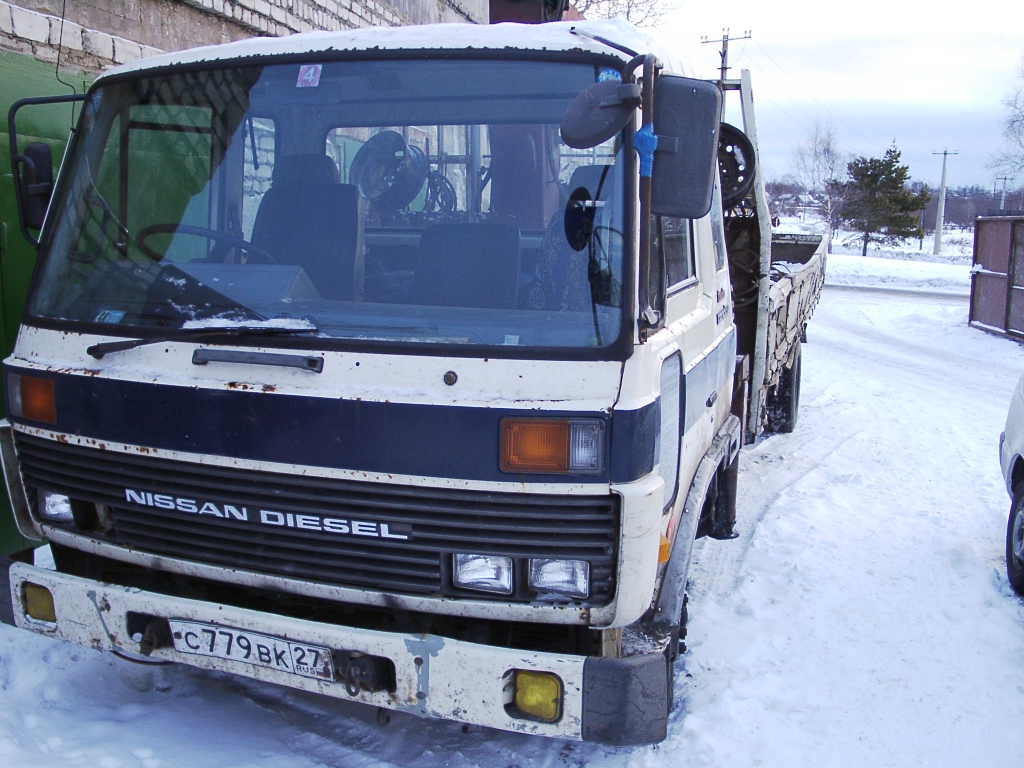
[5,561,669,744]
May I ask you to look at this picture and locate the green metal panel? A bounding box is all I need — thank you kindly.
[0,51,92,555]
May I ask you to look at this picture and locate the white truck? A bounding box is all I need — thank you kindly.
[1,19,824,744]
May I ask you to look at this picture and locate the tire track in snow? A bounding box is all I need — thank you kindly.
[687,414,866,602]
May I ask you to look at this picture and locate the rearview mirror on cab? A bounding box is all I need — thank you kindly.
[650,76,722,220]
[14,141,55,231]
[560,75,723,220]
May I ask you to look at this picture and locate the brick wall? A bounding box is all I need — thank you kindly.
[0,0,487,74]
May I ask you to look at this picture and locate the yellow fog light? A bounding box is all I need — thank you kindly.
[24,583,56,623]
[511,670,562,723]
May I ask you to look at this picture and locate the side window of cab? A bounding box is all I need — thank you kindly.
[655,213,699,327]
[653,214,695,294]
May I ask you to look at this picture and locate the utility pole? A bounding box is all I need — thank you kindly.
[701,29,751,82]
[996,176,1013,210]
[932,149,957,255]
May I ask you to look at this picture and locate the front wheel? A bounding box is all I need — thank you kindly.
[1006,488,1024,595]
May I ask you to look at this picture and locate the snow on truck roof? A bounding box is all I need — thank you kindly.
[99,18,690,81]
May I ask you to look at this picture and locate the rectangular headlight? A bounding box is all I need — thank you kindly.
[453,553,513,595]
[529,558,590,599]
[500,418,604,474]
[39,491,74,523]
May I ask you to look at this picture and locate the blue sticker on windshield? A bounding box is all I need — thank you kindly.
[94,310,125,324]
[598,68,621,82]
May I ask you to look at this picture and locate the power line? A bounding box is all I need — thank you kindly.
[700,29,751,82]
[746,39,890,153]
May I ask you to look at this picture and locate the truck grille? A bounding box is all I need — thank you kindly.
[15,433,618,603]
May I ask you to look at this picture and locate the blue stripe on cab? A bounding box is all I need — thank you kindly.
[7,366,658,484]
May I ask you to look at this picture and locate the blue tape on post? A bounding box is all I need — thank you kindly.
[635,123,658,178]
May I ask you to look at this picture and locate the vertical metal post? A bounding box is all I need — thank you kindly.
[636,55,659,339]
[738,70,773,442]
[601,628,622,658]
[467,125,481,215]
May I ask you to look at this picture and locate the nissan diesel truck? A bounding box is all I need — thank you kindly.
[0,19,824,745]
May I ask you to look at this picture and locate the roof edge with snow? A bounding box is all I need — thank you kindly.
[98,19,691,81]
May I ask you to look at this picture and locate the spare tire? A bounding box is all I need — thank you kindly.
[350,130,427,210]
[718,123,756,208]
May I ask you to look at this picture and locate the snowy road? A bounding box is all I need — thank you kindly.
[3,285,1024,767]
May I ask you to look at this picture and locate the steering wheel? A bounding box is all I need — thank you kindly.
[136,223,275,264]
[526,211,595,312]
[349,130,427,211]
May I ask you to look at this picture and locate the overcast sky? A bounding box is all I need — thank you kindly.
[660,0,1022,193]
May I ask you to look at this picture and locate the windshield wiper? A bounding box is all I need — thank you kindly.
[86,324,318,359]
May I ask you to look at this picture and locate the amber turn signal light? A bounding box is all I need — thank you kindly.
[8,373,57,425]
[500,417,604,474]
[501,419,569,473]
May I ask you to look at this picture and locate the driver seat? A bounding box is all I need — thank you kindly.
[250,154,363,300]
[414,222,521,309]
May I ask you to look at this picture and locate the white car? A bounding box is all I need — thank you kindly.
[1000,372,1024,595]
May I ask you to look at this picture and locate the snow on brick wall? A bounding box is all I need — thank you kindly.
[0,0,486,73]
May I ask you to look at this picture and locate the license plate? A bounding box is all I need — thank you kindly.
[169,620,334,681]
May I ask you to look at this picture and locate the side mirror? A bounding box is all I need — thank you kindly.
[650,76,723,219]
[560,79,642,150]
[15,141,55,230]
[9,93,86,246]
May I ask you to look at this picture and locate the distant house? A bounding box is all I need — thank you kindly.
[772,193,820,220]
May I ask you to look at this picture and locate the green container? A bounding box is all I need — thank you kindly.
[0,51,92,556]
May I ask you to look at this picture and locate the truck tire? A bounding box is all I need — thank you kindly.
[1006,487,1024,595]
[766,343,802,434]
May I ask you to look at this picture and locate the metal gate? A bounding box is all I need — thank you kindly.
[971,216,1024,336]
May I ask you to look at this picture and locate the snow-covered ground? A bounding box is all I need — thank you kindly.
[4,227,1024,767]
[824,252,969,295]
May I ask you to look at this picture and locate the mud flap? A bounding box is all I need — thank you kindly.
[711,447,740,540]
[581,653,669,746]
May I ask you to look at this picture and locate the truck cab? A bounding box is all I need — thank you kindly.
[1,21,740,744]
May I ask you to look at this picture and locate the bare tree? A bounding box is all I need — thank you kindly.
[793,118,846,243]
[989,57,1024,177]
[572,0,678,27]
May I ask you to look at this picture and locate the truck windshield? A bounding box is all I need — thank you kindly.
[30,58,629,354]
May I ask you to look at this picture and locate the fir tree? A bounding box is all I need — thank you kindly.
[831,145,931,257]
